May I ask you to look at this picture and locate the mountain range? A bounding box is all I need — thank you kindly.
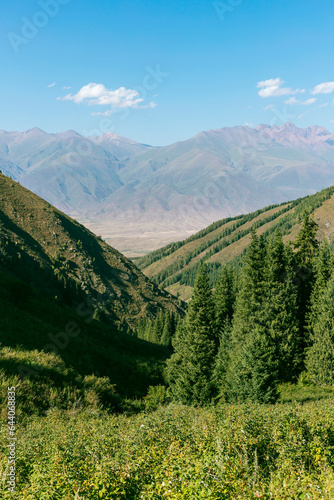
[1,123,334,256]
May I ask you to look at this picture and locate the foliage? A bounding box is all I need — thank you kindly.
[144,385,169,410]
[224,232,279,403]
[0,269,170,414]
[136,310,179,347]
[167,265,217,405]
[1,401,334,498]
[306,276,334,384]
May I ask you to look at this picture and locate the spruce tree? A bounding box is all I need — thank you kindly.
[165,321,191,402]
[145,321,154,342]
[226,231,279,403]
[226,230,267,348]
[307,239,332,333]
[213,265,235,334]
[152,312,164,343]
[212,321,232,401]
[292,211,319,342]
[306,275,334,384]
[293,211,319,266]
[166,264,217,405]
[263,233,302,381]
[229,324,279,403]
[161,311,173,347]
[212,265,236,400]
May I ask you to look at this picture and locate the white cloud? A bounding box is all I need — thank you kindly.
[284,97,316,106]
[257,78,304,98]
[48,82,56,88]
[62,86,71,90]
[311,82,334,95]
[319,102,329,107]
[264,104,274,110]
[58,82,155,110]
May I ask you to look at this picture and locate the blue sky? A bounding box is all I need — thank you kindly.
[1,0,334,145]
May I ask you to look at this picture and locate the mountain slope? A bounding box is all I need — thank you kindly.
[0,128,150,218]
[0,173,182,330]
[137,185,334,301]
[91,131,153,159]
[0,267,169,413]
[2,124,334,255]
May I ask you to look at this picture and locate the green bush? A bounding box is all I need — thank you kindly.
[1,401,334,498]
[144,385,169,410]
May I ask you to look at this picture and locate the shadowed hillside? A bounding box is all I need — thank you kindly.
[0,172,185,414]
[0,173,183,329]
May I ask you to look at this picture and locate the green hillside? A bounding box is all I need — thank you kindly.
[0,172,185,414]
[0,265,172,415]
[137,185,334,300]
[0,173,183,329]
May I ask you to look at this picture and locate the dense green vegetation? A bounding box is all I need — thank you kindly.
[2,400,334,498]
[167,214,334,404]
[136,310,180,346]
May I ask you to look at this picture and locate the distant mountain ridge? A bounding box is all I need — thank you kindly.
[1,123,334,255]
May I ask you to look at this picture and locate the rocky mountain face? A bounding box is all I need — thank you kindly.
[1,123,334,255]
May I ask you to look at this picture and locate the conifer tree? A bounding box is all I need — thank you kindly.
[227,230,267,348]
[263,233,302,381]
[166,264,217,404]
[212,321,232,400]
[229,324,279,403]
[307,239,332,333]
[212,266,236,400]
[161,311,173,347]
[226,231,279,403]
[152,312,164,343]
[145,321,154,342]
[213,265,235,334]
[293,211,319,265]
[293,211,319,348]
[306,275,334,384]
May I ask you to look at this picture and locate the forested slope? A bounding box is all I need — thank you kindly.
[137,186,334,300]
